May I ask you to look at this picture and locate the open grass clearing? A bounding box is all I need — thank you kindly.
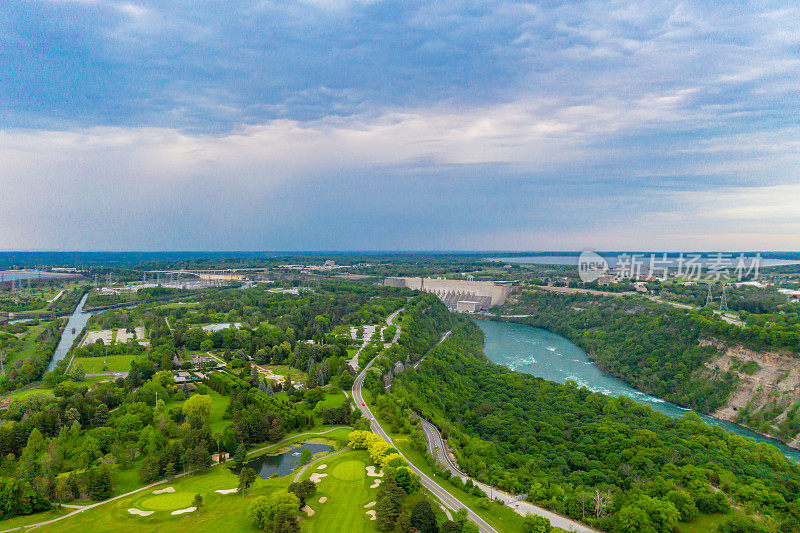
[71,354,136,373]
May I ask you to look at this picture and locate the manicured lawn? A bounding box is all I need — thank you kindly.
[0,506,70,530]
[207,389,230,434]
[299,450,380,533]
[71,354,136,373]
[39,461,286,532]
[138,491,196,510]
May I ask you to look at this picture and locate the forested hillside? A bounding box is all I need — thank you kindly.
[500,291,736,411]
[384,320,800,532]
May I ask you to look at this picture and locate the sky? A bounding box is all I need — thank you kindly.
[1,0,799,251]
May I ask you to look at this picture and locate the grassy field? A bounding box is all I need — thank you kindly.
[0,506,70,531]
[157,302,201,309]
[677,510,745,533]
[207,389,230,434]
[0,386,54,402]
[71,354,136,373]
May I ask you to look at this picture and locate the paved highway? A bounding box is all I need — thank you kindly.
[352,339,498,533]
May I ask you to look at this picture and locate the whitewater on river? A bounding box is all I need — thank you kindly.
[477,319,800,464]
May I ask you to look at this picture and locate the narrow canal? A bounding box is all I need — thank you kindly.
[47,293,97,372]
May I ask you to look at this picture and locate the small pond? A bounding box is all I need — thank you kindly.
[231,442,330,479]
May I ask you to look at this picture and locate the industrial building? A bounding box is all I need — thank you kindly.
[384,277,514,312]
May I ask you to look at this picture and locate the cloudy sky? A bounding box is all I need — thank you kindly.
[2,0,799,251]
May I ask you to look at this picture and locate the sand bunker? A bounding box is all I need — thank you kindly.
[128,508,154,516]
[365,466,384,477]
[366,510,376,520]
[364,501,376,508]
[370,479,382,489]
[319,497,328,503]
[171,507,197,515]
[303,505,315,516]
[309,473,328,483]
[215,488,238,494]
[316,464,327,470]
[152,486,175,494]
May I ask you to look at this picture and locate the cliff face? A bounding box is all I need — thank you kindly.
[700,339,800,447]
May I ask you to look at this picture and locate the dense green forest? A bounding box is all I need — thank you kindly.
[0,319,64,392]
[382,318,800,532]
[0,282,421,524]
[361,292,455,397]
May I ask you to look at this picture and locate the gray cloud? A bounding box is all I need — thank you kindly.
[1,0,799,250]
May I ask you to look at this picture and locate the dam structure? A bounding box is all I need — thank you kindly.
[384,277,513,312]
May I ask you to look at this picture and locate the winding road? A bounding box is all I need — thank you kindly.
[420,417,598,533]
[352,330,498,533]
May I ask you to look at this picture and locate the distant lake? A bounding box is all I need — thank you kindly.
[0,270,63,282]
[488,254,800,267]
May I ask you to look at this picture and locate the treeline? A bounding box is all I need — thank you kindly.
[0,319,64,392]
[387,322,800,532]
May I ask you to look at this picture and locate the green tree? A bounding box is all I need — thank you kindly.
[410,500,438,533]
[249,491,300,531]
[238,467,256,497]
[441,522,461,533]
[288,479,317,505]
[193,493,203,511]
[461,522,480,533]
[392,466,421,494]
[375,479,406,531]
[87,465,113,500]
[235,444,247,464]
[666,489,698,522]
[522,514,552,533]
[299,448,312,465]
[182,394,212,428]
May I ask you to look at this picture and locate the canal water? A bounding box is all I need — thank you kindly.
[477,319,800,463]
[233,442,330,479]
[47,293,98,372]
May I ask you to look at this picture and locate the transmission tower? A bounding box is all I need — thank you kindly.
[705,283,714,307]
[720,283,729,311]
